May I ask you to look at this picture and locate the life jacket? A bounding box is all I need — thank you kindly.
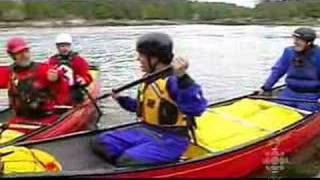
[0,130,24,144]
[0,146,61,174]
[286,46,320,93]
[137,77,186,127]
[53,51,78,86]
[8,62,55,118]
[52,52,86,103]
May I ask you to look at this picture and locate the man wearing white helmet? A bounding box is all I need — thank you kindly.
[48,33,92,103]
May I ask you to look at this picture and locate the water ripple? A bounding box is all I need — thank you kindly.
[0,25,303,126]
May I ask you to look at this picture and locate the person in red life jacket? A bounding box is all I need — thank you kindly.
[0,37,70,125]
[47,33,92,104]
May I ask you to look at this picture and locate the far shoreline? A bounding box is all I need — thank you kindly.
[0,18,320,28]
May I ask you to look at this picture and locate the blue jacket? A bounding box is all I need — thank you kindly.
[116,74,207,117]
[263,45,320,92]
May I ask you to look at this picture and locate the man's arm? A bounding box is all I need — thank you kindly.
[262,48,292,91]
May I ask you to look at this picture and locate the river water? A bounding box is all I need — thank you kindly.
[0,25,319,177]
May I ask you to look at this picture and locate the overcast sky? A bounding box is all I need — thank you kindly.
[194,0,259,8]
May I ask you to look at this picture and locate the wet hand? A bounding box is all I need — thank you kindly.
[253,89,272,96]
[47,69,59,82]
[172,57,189,77]
[76,76,86,86]
[253,90,264,96]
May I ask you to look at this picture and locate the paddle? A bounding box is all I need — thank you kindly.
[94,65,202,144]
[74,65,173,116]
[93,64,201,145]
[0,65,174,148]
[50,65,172,124]
[186,116,198,145]
[0,123,41,130]
[80,85,103,117]
[97,65,173,100]
[249,95,320,104]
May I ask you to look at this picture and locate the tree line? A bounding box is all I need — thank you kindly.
[0,0,319,22]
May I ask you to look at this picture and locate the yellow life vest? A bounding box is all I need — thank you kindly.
[137,77,186,127]
[0,146,62,175]
[0,130,24,144]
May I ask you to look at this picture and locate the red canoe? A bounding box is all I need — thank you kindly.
[0,66,100,146]
[6,86,320,178]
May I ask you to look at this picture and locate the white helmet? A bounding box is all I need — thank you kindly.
[55,33,72,44]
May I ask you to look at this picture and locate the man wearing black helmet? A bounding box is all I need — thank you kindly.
[260,27,320,111]
[92,33,207,166]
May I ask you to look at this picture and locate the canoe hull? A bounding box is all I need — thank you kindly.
[103,114,320,178]
[8,86,320,178]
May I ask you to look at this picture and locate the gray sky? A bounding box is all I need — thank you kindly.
[194,0,258,8]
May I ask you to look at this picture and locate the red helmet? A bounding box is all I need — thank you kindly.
[6,37,29,54]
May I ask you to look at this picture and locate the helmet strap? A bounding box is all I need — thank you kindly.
[299,43,314,54]
[147,56,159,73]
[307,42,314,47]
[9,53,16,61]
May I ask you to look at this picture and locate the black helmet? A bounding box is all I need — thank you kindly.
[136,32,174,64]
[293,27,317,42]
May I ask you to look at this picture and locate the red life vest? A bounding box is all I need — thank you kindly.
[51,52,89,103]
[8,62,55,118]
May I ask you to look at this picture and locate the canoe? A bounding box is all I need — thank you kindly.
[4,86,320,178]
[0,66,100,146]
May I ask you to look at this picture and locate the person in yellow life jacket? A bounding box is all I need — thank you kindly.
[92,32,207,166]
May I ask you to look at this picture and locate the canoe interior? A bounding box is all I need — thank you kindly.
[29,131,116,172]
[3,86,315,177]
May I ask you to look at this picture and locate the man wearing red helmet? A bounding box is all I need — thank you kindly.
[0,37,70,124]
